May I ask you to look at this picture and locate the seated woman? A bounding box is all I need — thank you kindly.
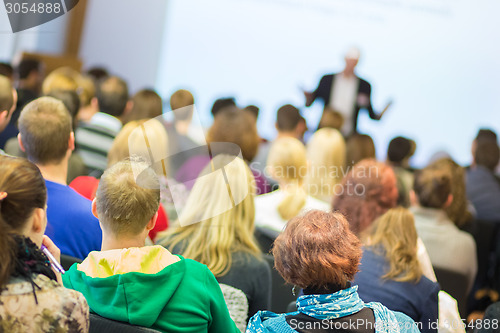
[305,128,346,203]
[255,137,329,233]
[159,155,271,322]
[0,155,89,332]
[353,207,440,333]
[247,210,419,333]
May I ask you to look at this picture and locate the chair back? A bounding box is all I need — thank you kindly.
[60,254,82,271]
[219,284,249,332]
[263,254,297,313]
[89,313,161,333]
[434,267,468,317]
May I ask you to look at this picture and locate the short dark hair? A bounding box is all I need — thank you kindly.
[387,136,415,163]
[413,166,451,208]
[273,210,362,289]
[211,97,236,117]
[475,141,500,171]
[243,105,259,119]
[0,63,13,79]
[17,59,41,80]
[97,76,129,117]
[86,67,109,82]
[475,129,497,144]
[276,104,302,131]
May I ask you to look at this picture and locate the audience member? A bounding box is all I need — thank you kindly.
[76,76,130,176]
[333,159,398,235]
[354,208,440,333]
[75,75,98,122]
[18,97,102,259]
[166,89,203,175]
[466,140,500,222]
[243,104,260,120]
[317,107,344,130]
[411,165,477,292]
[160,155,271,321]
[346,133,376,170]
[123,88,163,123]
[5,89,88,183]
[0,62,14,81]
[431,158,474,228]
[255,137,329,232]
[63,158,240,333]
[387,136,416,207]
[0,59,44,149]
[211,97,236,117]
[0,155,89,332]
[85,66,109,82]
[306,128,346,202]
[252,104,307,191]
[0,75,17,153]
[247,210,420,332]
[41,67,80,95]
[70,119,171,242]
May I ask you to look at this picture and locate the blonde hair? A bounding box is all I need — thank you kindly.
[267,137,308,220]
[305,128,346,201]
[159,155,261,277]
[42,67,81,95]
[363,207,422,283]
[107,119,169,177]
[96,158,160,236]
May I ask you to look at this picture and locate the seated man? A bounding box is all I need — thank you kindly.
[410,165,477,292]
[63,158,239,333]
[18,96,101,259]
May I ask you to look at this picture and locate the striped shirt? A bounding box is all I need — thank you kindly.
[75,112,122,176]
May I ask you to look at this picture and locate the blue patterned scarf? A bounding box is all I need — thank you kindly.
[247,286,416,333]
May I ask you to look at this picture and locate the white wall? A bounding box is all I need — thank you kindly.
[79,0,169,93]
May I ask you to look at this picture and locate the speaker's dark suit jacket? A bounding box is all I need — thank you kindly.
[306,73,380,133]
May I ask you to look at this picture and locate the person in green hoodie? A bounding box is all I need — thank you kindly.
[63,157,240,333]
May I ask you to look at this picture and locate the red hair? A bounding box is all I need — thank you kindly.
[273,210,361,289]
[332,159,398,235]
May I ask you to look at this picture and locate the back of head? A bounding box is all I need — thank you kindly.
[475,129,497,144]
[273,210,361,289]
[268,137,308,220]
[42,67,80,95]
[346,134,376,168]
[333,159,398,235]
[0,75,14,112]
[107,118,168,170]
[125,89,163,123]
[211,97,236,117]
[430,158,470,226]
[387,136,415,164]
[475,141,500,172]
[0,63,14,80]
[86,67,109,82]
[170,89,194,122]
[243,105,259,120]
[17,59,41,80]
[97,76,129,117]
[18,96,72,165]
[318,108,344,131]
[96,158,160,237]
[0,155,46,287]
[306,128,346,199]
[162,155,259,276]
[78,75,96,107]
[46,89,81,130]
[207,108,259,161]
[276,104,302,132]
[413,165,451,209]
[365,207,422,282]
